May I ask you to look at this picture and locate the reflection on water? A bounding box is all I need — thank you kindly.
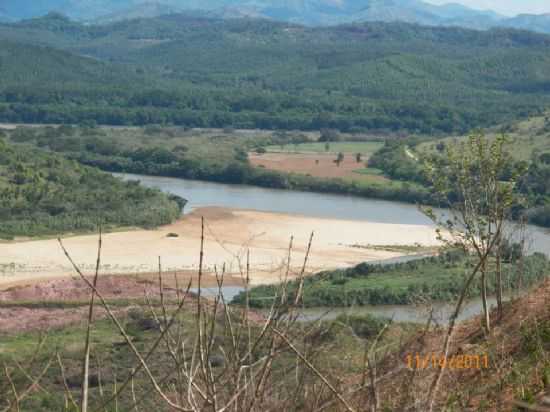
[116,173,433,225]
[190,286,245,303]
[116,173,550,255]
[295,296,502,325]
[191,286,515,325]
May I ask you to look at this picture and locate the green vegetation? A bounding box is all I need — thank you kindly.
[368,139,427,184]
[4,125,433,206]
[233,251,550,307]
[1,15,550,132]
[266,141,384,155]
[0,136,183,239]
[415,116,550,226]
[368,126,550,227]
[11,121,550,229]
[352,168,385,176]
[417,113,550,162]
[0,296,414,411]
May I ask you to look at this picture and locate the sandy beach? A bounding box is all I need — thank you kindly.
[0,207,440,287]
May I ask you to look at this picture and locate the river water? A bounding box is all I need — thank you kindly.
[117,173,546,324]
[191,285,511,325]
[118,173,550,255]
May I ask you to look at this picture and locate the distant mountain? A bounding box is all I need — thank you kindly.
[0,0,549,34]
[93,2,186,24]
[499,13,550,34]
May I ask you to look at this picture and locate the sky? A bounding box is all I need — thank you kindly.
[424,0,550,16]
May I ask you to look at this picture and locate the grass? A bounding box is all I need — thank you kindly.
[343,173,425,189]
[349,244,438,253]
[0,297,419,411]
[266,141,384,156]
[85,126,275,164]
[52,127,412,191]
[353,167,385,176]
[417,112,550,162]
[237,253,550,307]
[0,318,120,356]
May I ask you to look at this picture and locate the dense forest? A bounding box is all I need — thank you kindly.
[1,14,550,132]
[0,134,184,238]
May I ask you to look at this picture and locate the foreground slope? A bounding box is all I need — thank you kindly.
[0,262,548,410]
[385,278,550,410]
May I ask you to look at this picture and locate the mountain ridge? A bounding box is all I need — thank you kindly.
[1,0,549,33]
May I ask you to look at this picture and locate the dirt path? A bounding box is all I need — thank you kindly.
[0,207,440,286]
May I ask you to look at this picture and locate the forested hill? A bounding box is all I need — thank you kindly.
[0,39,144,87]
[0,134,182,238]
[2,14,550,132]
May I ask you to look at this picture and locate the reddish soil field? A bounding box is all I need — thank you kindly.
[0,273,243,334]
[0,271,242,301]
[249,152,388,183]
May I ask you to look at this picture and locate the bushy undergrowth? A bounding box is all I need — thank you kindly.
[0,138,183,238]
[234,251,550,308]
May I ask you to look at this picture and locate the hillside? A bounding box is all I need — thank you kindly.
[2,16,550,133]
[499,13,550,35]
[0,259,548,410]
[374,277,550,410]
[0,133,183,238]
[0,38,142,87]
[92,2,189,24]
[0,36,158,126]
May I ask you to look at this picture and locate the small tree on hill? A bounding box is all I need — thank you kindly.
[423,132,525,411]
[425,132,523,331]
[335,152,344,167]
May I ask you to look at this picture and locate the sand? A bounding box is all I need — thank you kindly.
[0,207,440,287]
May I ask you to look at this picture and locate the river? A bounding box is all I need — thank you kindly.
[118,173,550,255]
[117,173,545,324]
[191,285,514,325]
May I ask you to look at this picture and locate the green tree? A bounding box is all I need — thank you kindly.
[335,152,344,167]
[425,132,522,331]
[423,132,524,411]
[319,129,340,142]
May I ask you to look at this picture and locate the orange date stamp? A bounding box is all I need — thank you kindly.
[405,353,489,370]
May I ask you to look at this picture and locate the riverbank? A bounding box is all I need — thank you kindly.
[0,206,441,288]
[236,251,550,308]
